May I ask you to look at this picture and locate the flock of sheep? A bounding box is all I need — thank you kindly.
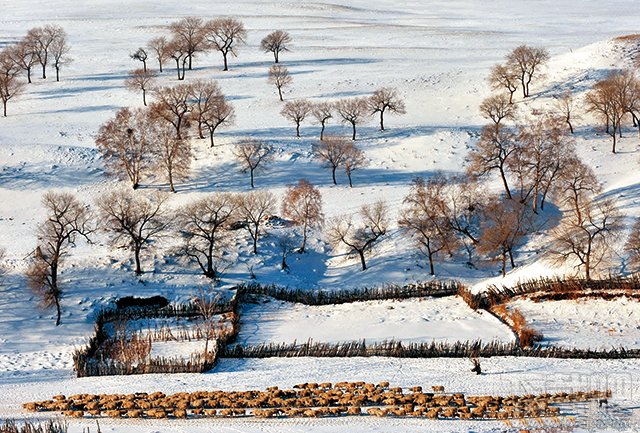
[23,381,610,423]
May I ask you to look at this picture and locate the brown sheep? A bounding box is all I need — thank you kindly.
[174,409,188,418]
[432,386,445,393]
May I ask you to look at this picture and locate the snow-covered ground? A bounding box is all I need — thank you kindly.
[510,297,640,350]
[3,0,640,432]
[235,295,514,345]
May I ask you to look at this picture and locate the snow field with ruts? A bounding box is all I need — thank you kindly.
[234,295,515,346]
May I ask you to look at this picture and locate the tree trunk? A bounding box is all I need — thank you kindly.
[351,122,357,140]
[158,60,163,73]
[252,230,258,254]
[612,131,617,154]
[281,253,288,270]
[274,51,279,63]
[567,119,574,134]
[499,167,512,199]
[428,251,435,276]
[41,62,46,79]
[277,86,283,101]
[347,170,353,188]
[188,54,192,70]
[250,168,255,188]
[169,171,175,193]
[134,246,142,275]
[2,101,6,117]
[142,89,147,106]
[198,121,204,139]
[142,60,147,73]
[209,129,215,147]
[55,66,60,82]
[296,122,300,137]
[300,223,308,253]
[222,53,228,71]
[501,253,506,277]
[508,249,515,268]
[54,295,61,326]
[27,66,32,84]
[358,250,367,271]
[320,122,325,141]
[379,110,385,131]
[331,166,337,185]
[508,90,514,104]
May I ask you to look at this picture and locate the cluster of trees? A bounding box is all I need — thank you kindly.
[25,181,325,324]
[97,79,235,191]
[277,88,406,139]
[133,17,291,81]
[488,44,549,102]
[0,25,70,116]
[586,69,640,153]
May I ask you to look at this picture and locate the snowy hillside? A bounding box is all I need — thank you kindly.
[2,1,640,432]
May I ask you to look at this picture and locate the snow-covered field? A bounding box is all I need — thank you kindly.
[510,297,640,350]
[3,0,640,432]
[235,295,514,345]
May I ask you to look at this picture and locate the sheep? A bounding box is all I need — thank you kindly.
[431,386,445,393]
[174,409,188,418]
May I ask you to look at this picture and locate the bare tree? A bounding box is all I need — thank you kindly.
[25,25,65,79]
[399,177,459,275]
[237,190,276,254]
[441,174,486,263]
[149,117,192,192]
[506,45,550,98]
[233,140,274,188]
[130,47,148,72]
[0,73,24,117]
[552,198,621,280]
[281,99,311,137]
[553,90,577,134]
[312,136,349,185]
[261,30,292,63]
[124,68,156,106]
[192,287,221,357]
[554,156,601,227]
[201,94,235,147]
[488,63,519,104]
[282,179,324,252]
[166,38,189,80]
[311,101,333,141]
[26,192,92,326]
[147,36,170,73]
[7,40,38,83]
[149,83,191,139]
[368,87,406,131]
[478,198,532,277]
[479,93,517,125]
[168,16,206,70]
[189,79,222,139]
[177,193,238,279]
[337,97,370,140]
[267,64,292,101]
[95,107,155,189]
[328,201,388,271]
[204,18,247,71]
[586,70,640,153]
[50,29,71,82]
[99,189,168,275]
[276,230,297,271]
[467,123,519,199]
[343,142,367,188]
[509,115,573,212]
[624,218,640,273]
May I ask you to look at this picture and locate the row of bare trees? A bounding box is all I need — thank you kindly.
[135,17,292,80]
[0,25,71,116]
[277,88,406,139]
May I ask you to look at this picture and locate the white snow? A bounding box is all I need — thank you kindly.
[235,295,515,345]
[510,297,640,350]
[2,0,640,432]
